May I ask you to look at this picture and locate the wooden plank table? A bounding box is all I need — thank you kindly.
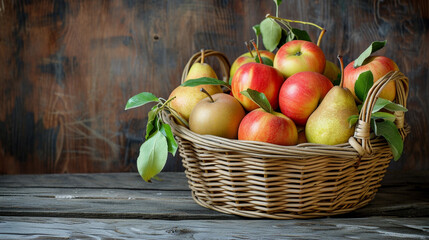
[0,171,428,239]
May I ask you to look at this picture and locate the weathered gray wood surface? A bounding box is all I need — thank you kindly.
[0,171,428,239]
[1,216,428,240]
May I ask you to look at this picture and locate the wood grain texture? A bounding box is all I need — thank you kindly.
[0,171,428,219]
[1,216,428,239]
[0,172,428,239]
[0,0,428,173]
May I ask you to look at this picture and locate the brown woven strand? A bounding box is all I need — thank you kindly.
[163,50,410,219]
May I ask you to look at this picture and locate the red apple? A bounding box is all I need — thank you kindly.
[230,50,275,78]
[343,56,399,101]
[279,71,333,126]
[231,62,284,111]
[238,108,298,146]
[189,92,245,139]
[274,40,326,78]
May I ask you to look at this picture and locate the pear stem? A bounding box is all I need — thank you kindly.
[200,49,205,64]
[200,88,215,103]
[337,55,345,88]
[245,41,254,58]
[266,14,326,46]
[250,40,263,64]
[316,29,326,47]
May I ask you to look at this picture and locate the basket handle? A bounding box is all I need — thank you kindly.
[349,71,409,156]
[181,49,231,84]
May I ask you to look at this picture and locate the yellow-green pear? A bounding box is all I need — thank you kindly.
[169,59,221,122]
[305,86,358,145]
[185,62,218,81]
[323,60,341,84]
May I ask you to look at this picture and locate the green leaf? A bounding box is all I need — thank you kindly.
[145,108,159,140]
[277,29,289,48]
[125,92,159,110]
[291,28,311,42]
[353,40,387,68]
[374,120,403,161]
[347,115,359,128]
[137,131,168,182]
[228,76,233,85]
[181,77,229,88]
[373,98,408,113]
[260,18,282,52]
[371,112,396,122]
[160,123,178,156]
[354,70,373,102]
[240,88,273,113]
[285,30,295,43]
[252,24,261,37]
[254,56,273,66]
[273,0,282,6]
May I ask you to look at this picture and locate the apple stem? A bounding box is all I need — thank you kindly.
[250,40,263,64]
[245,41,254,58]
[200,49,205,64]
[337,55,345,88]
[200,88,215,103]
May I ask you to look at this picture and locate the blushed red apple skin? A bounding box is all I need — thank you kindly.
[274,40,326,78]
[278,71,333,126]
[238,108,298,146]
[343,56,399,102]
[230,50,275,78]
[231,62,284,112]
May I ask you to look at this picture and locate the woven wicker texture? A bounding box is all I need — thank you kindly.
[163,50,410,219]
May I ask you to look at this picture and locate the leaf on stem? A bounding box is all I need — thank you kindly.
[137,131,168,182]
[254,56,273,66]
[240,89,273,113]
[253,24,261,37]
[374,120,403,161]
[372,98,408,113]
[125,92,159,110]
[260,18,282,52]
[145,108,159,140]
[181,77,230,88]
[353,40,387,68]
[354,70,373,102]
[371,112,396,122]
[291,28,311,42]
[160,123,178,155]
[347,115,359,128]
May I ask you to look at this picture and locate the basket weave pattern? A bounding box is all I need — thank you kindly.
[163,50,410,219]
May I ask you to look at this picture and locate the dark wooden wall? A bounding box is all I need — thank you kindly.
[1,0,428,174]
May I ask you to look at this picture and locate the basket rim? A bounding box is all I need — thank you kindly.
[162,111,410,160]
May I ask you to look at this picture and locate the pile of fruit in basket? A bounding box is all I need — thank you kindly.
[125,1,407,182]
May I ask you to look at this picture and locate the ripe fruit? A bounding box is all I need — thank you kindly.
[274,40,326,78]
[189,91,245,139]
[168,51,222,122]
[278,71,333,126]
[231,62,284,111]
[238,108,298,146]
[323,60,341,84]
[168,85,222,121]
[343,56,399,101]
[230,50,275,78]
[305,86,359,145]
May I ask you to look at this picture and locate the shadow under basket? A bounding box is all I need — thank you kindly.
[163,50,410,219]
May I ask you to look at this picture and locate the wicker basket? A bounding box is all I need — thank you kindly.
[163,50,410,219]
